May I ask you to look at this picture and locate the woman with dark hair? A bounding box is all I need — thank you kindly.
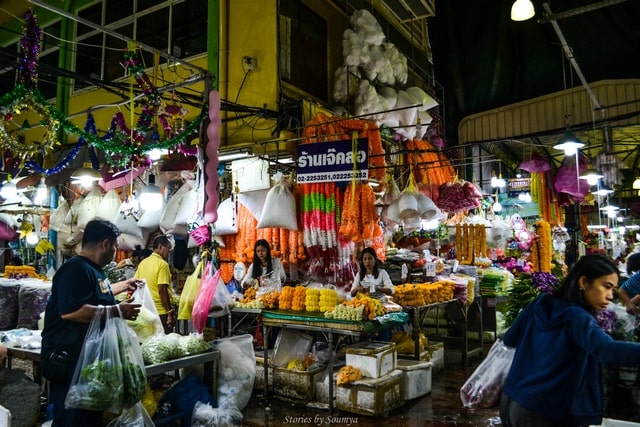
[500,254,640,427]
[349,247,394,300]
[241,239,286,289]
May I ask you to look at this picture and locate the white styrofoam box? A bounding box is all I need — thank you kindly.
[428,341,444,371]
[590,420,640,427]
[315,371,338,404]
[254,359,274,391]
[273,365,325,402]
[396,359,433,400]
[336,369,404,416]
[345,341,397,379]
[0,404,10,427]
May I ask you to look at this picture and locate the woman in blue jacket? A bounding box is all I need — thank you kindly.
[500,254,640,427]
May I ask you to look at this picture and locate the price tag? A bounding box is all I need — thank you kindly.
[425,262,436,277]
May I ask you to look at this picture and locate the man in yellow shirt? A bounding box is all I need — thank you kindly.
[135,235,174,333]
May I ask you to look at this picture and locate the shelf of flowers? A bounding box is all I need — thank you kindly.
[235,280,456,322]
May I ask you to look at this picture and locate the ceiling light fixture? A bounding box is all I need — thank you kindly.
[218,150,252,162]
[71,162,102,188]
[591,184,614,196]
[33,177,49,205]
[553,132,585,156]
[138,174,164,211]
[511,0,535,21]
[579,169,604,186]
[0,178,17,200]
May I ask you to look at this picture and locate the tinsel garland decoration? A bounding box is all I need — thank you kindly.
[19,9,40,89]
[0,87,58,159]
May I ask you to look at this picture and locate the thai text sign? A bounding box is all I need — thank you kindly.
[296,138,369,183]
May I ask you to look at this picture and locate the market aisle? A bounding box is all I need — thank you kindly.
[241,343,640,427]
[242,346,501,427]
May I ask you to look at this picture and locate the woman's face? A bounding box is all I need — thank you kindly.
[362,252,376,272]
[582,272,618,311]
[256,245,268,262]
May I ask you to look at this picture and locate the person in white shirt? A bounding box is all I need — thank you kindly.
[350,247,395,300]
[241,239,286,289]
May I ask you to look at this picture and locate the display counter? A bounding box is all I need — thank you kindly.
[260,309,404,411]
[4,345,221,403]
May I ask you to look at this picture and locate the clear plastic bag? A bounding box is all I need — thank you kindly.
[106,402,154,427]
[460,339,515,409]
[115,311,148,409]
[65,306,124,412]
[126,281,164,342]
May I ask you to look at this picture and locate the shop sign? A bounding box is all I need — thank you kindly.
[508,177,531,197]
[296,138,368,183]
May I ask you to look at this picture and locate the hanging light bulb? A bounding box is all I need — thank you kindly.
[33,177,49,205]
[492,201,502,213]
[591,184,614,196]
[26,228,39,245]
[71,162,102,188]
[491,172,499,188]
[511,0,535,21]
[553,132,585,156]
[0,179,17,199]
[579,169,604,186]
[138,174,164,211]
[633,177,640,189]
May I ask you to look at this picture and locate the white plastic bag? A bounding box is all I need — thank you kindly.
[460,339,515,409]
[257,175,298,230]
[215,198,238,235]
[211,334,256,410]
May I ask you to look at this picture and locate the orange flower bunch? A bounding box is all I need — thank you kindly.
[339,182,381,243]
[406,138,455,186]
[531,220,552,273]
[279,286,296,310]
[262,291,281,309]
[240,286,257,304]
[337,365,362,385]
[291,286,307,311]
[5,265,38,279]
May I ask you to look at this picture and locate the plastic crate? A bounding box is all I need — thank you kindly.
[336,369,404,416]
[345,341,397,378]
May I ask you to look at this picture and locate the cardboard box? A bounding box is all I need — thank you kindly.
[428,341,444,371]
[336,369,404,416]
[345,341,397,378]
[273,365,325,402]
[396,359,433,400]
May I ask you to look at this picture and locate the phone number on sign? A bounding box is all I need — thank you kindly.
[298,171,368,182]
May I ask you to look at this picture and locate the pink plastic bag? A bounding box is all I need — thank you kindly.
[191,261,222,333]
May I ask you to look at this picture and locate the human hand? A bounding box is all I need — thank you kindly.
[166,310,176,328]
[626,303,640,316]
[118,301,141,321]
